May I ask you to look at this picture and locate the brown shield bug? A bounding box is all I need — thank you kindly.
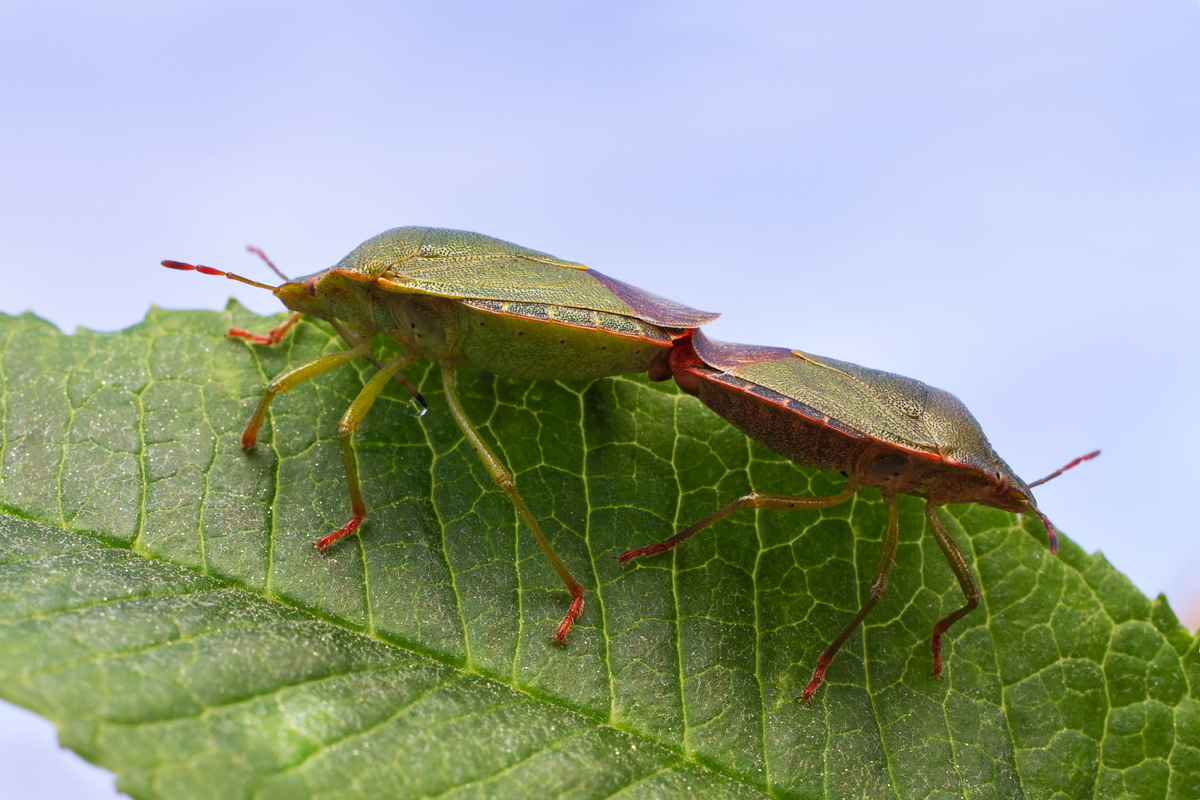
[625,329,1097,702]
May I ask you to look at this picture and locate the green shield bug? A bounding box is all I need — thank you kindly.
[163,226,717,642]
[626,329,1097,702]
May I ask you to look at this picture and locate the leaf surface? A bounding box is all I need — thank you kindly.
[1,306,1197,799]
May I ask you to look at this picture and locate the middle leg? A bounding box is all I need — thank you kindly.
[925,502,980,677]
[315,351,415,551]
[800,491,900,703]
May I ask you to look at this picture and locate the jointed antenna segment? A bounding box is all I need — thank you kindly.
[160,260,276,291]
[1029,450,1100,488]
[247,246,291,282]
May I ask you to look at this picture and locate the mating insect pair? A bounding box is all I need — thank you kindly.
[165,226,1094,702]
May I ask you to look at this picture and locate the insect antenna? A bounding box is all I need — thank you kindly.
[1036,512,1061,555]
[1028,449,1100,488]
[247,246,291,282]
[1027,449,1099,556]
[161,260,277,291]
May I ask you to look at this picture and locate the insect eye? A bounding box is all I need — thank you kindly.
[304,276,319,296]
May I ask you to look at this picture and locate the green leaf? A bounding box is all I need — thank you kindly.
[1,304,1197,800]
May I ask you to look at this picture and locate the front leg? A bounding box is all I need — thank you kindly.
[229,311,303,345]
[241,338,372,449]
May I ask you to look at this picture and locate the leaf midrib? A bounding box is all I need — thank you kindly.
[4,510,784,800]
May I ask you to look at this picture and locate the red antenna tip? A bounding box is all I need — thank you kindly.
[1038,512,1060,555]
[160,258,276,291]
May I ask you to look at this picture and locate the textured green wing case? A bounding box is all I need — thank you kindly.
[689,330,1004,474]
[336,226,718,329]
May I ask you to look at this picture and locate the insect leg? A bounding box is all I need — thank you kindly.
[439,361,585,643]
[800,491,900,704]
[618,482,860,566]
[241,338,372,449]
[925,503,980,678]
[330,320,427,412]
[315,351,415,552]
[229,311,303,345]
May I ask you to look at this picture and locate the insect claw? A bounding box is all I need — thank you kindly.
[799,665,827,704]
[617,542,670,567]
[930,635,944,677]
[228,327,275,345]
[240,425,259,450]
[551,595,585,643]
[316,516,363,552]
[228,327,288,345]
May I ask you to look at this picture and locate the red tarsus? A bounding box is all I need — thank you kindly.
[316,516,363,552]
[618,542,671,567]
[800,664,828,704]
[552,595,585,643]
[229,326,286,346]
[239,424,259,450]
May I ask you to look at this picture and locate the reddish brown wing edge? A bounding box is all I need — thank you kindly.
[688,329,1020,482]
[587,269,719,329]
[690,328,793,370]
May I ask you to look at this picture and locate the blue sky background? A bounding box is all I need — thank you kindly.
[2,3,1198,796]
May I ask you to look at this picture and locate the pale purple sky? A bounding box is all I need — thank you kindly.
[2,3,1198,796]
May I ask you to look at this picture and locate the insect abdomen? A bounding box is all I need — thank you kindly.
[454,302,672,380]
[692,367,871,474]
[463,300,672,344]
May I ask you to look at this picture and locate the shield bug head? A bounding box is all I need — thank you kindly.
[624,329,1096,702]
[273,270,339,318]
